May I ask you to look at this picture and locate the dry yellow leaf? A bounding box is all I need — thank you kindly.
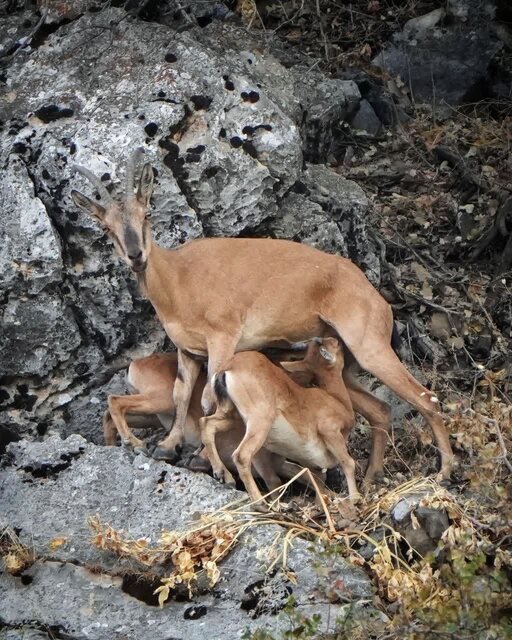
[49,537,67,550]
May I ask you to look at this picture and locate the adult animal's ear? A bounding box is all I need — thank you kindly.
[137,163,154,207]
[71,190,106,222]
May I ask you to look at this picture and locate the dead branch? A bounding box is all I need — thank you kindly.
[469,197,512,270]
[0,5,48,66]
[433,145,488,193]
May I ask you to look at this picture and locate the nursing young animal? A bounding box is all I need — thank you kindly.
[202,337,359,510]
[71,149,453,482]
[103,352,285,493]
[103,348,332,499]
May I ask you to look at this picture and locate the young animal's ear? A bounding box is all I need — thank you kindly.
[280,361,314,386]
[319,347,336,363]
[71,190,106,222]
[137,163,154,207]
[280,360,308,373]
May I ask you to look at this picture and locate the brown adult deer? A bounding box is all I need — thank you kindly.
[201,337,359,510]
[71,149,453,481]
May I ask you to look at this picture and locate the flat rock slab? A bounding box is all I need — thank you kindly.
[0,436,373,639]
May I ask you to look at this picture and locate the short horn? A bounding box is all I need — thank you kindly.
[72,165,113,204]
[125,147,144,198]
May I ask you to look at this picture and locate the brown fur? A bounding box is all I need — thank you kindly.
[103,353,284,489]
[72,151,454,481]
[201,338,360,510]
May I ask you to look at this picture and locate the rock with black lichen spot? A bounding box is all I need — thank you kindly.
[0,437,375,640]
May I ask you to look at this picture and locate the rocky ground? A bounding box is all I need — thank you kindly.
[1,1,511,639]
[0,435,377,640]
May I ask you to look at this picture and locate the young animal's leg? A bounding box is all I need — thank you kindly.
[201,333,241,415]
[200,413,236,486]
[108,392,173,452]
[275,460,327,491]
[344,369,391,485]
[103,409,118,446]
[319,423,360,501]
[154,351,201,462]
[232,417,274,512]
[325,307,454,480]
[252,451,283,496]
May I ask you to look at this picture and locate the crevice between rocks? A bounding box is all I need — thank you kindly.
[0,618,81,640]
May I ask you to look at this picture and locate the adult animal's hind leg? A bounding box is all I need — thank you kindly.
[324,297,453,480]
[341,333,454,480]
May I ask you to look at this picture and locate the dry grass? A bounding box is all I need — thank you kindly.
[0,526,35,576]
[89,398,511,637]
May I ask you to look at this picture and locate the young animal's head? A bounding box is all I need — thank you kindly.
[280,337,344,380]
[71,148,154,273]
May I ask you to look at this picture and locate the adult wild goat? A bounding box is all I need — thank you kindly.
[71,149,453,482]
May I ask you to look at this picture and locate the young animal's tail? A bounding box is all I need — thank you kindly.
[212,371,230,408]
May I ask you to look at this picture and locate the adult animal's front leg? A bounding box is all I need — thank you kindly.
[201,333,240,416]
[153,350,201,462]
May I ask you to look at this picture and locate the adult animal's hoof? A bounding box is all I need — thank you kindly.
[350,492,363,505]
[363,470,385,489]
[251,500,270,514]
[152,446,180,464]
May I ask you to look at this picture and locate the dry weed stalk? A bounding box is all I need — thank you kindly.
[90,410,511,630]
[0,526,35,575]
[89,468,335,605]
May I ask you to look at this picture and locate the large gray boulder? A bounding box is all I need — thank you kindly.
[0,436,374,639]
[373,2,502,105]
[264,164,379,285]
[0,7,374,443]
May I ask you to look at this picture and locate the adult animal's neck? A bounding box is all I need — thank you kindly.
[138,243,179,315]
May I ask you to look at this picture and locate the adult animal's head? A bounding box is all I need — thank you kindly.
[71,148,154,273]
